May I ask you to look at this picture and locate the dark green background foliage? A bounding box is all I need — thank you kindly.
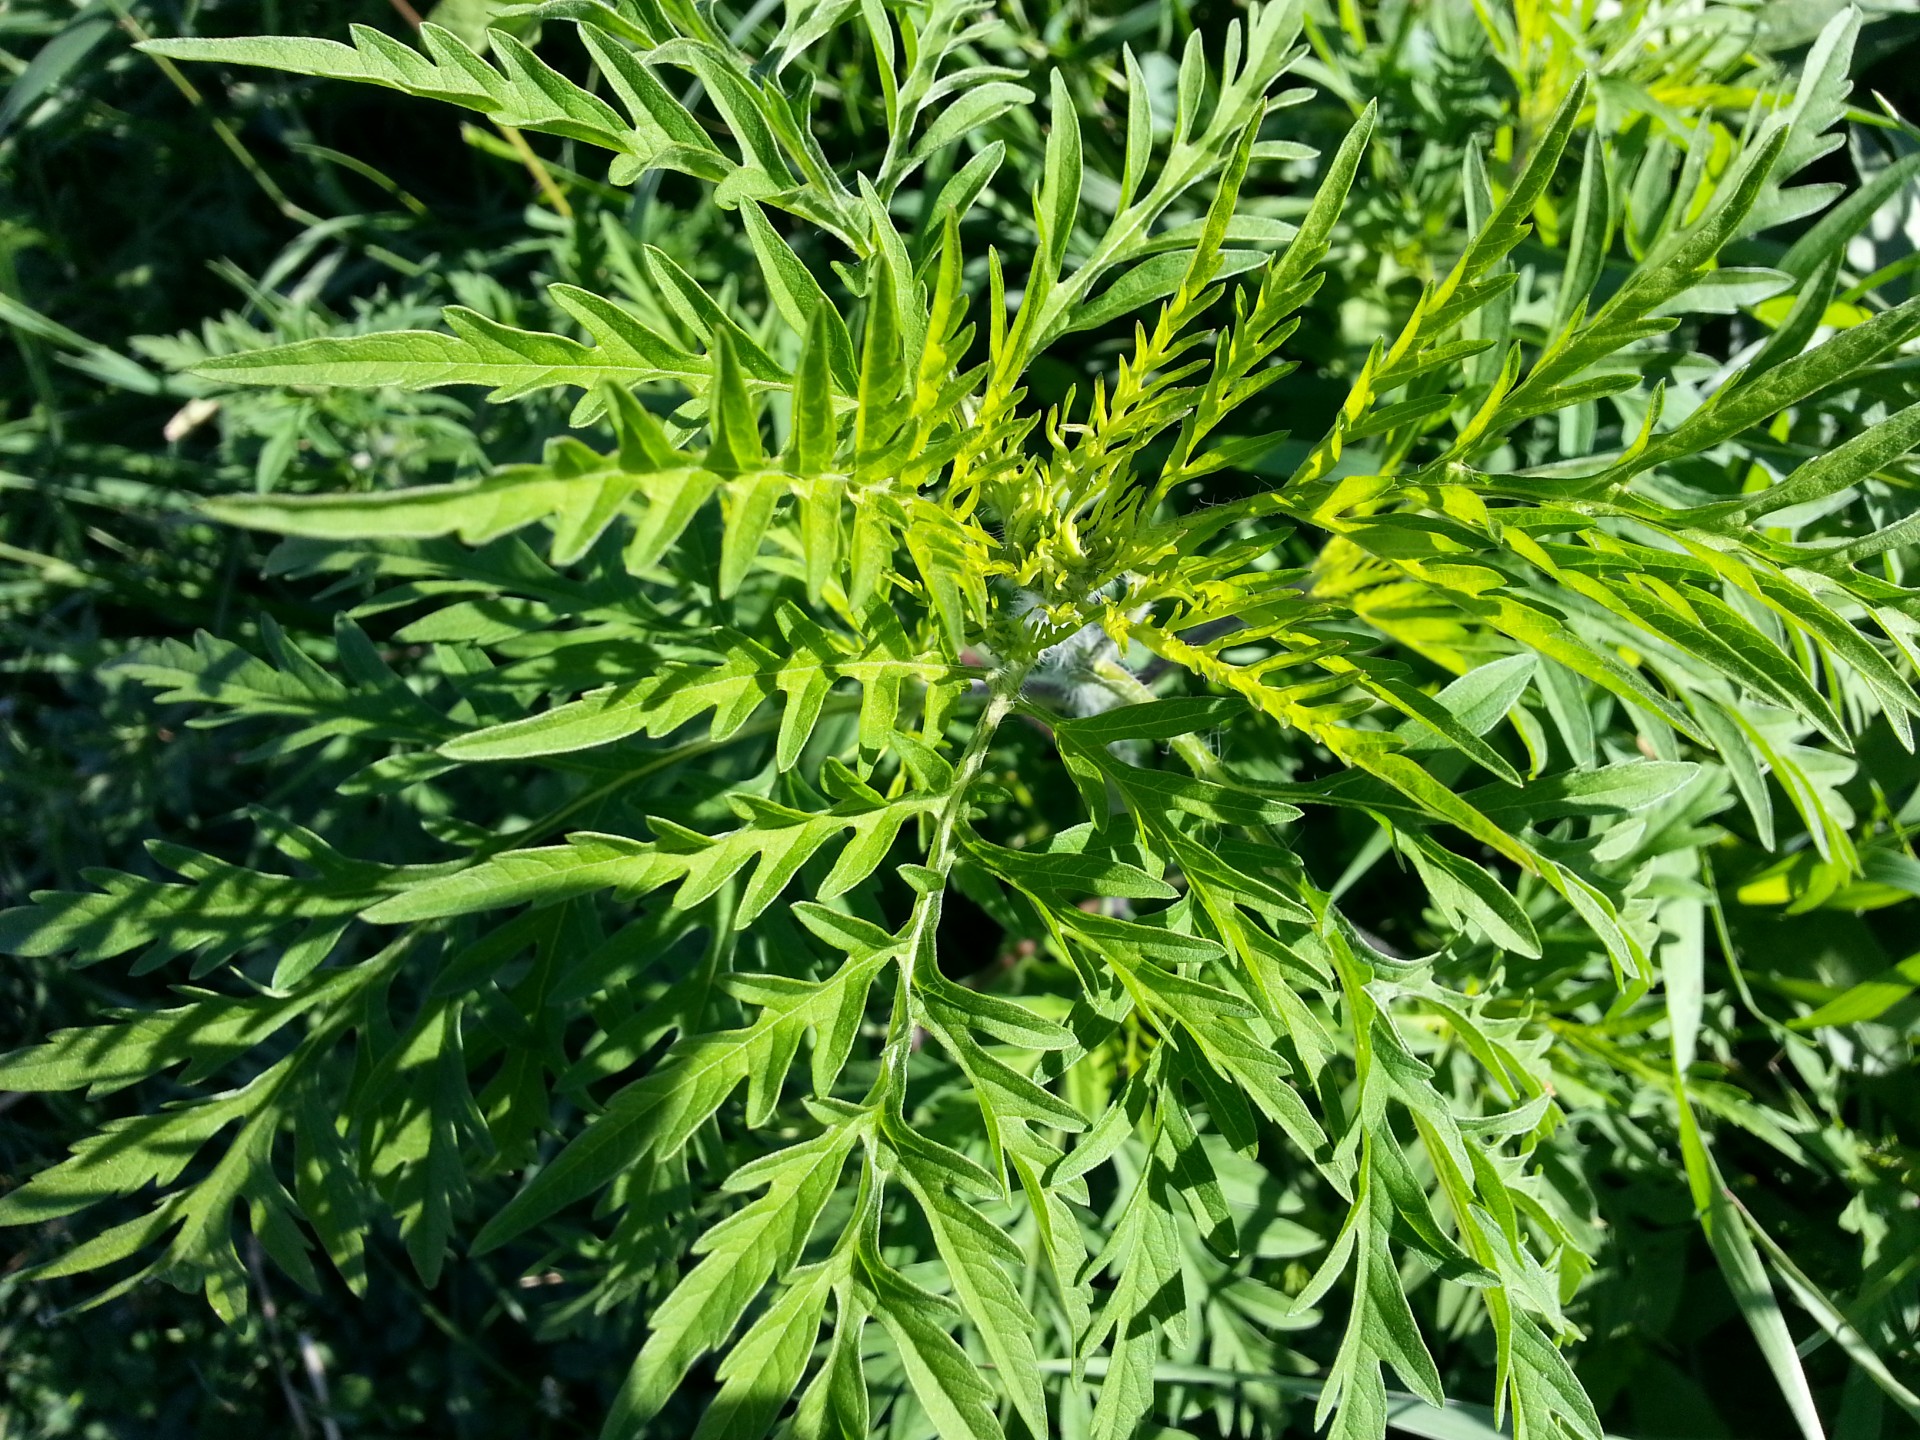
[5,1,1920,1438]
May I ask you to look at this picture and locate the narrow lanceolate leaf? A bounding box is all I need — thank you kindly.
[0,963,365,1095]
[790,306,842,475]
[1630,294,1920,476]
[740,201,856,390]
[1056,696,1249,744]
[1790,952,1920,1030]
[1692,1138,1828,1440]
[365,785,941,928]
[862,1248,1006,1440]
[371,997,477,1287]
[1035,70,1083,289]
[1728,1192,1920,1425]
[439,622,949,764]
[706,331,764,477]
[475,958,884,1253]
[1687,400,1920,523]
[118,623,455,747]
[0,1096,246,1228]
[898,1156,1049,1440]
[690,1272,830,1440]
[0,841,408,970]
[205,457,644,561]
[141,27,642,155]
[964,835,1175,900]
[608,1124,862,1433]
[191,292,706,399]
[1085,1171,1184,1440]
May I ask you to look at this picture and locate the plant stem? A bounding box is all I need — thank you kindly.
[497,125,575,219]
[377,0,573,219]
[105,0,321,226]
[895,658,1031,997]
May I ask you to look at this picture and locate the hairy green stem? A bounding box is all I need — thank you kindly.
[898,660,1030,985]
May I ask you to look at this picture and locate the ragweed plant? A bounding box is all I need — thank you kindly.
[5,2,1920,1438]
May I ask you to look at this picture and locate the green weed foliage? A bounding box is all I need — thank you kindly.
[5,0,1920,1437]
